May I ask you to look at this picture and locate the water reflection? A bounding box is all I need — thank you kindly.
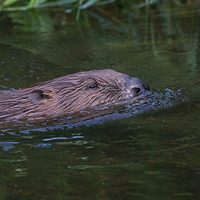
[0,142,19,151]
[0,136,84,151]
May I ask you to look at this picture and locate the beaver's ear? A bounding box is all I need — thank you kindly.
[30,89,53,104]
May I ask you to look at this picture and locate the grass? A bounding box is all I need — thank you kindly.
[0,0,199,20]
[0,0,106,20]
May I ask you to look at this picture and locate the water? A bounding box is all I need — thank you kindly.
[0,4,200,200]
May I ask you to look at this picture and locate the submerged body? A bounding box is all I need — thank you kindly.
[0,69,149,121]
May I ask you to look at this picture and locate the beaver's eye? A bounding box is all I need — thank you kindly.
[88,84,98,89]
[84,78,98,90]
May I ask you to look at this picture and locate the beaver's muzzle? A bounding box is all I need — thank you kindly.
[125,76,150,97]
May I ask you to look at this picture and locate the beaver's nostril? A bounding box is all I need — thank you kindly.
[131,87,141,96]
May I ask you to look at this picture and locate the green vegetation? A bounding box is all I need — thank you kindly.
[0,0,199,20]
[0,0,78,11]
[0,0,112,20]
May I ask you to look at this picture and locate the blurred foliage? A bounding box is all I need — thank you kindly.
[0,0,199,20]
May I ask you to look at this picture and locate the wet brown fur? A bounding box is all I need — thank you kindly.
[0,69,148,120]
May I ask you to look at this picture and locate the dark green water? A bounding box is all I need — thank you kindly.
[0,4,200,200]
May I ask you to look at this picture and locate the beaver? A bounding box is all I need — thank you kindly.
[0,69,149,121]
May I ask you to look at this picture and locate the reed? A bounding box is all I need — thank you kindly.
[0,0,198,20]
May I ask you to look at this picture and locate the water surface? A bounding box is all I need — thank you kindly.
[0,4,200,200]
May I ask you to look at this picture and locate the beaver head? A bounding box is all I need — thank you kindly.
[0,69,150,120]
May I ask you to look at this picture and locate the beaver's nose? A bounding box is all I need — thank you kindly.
[125,77,150,97]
